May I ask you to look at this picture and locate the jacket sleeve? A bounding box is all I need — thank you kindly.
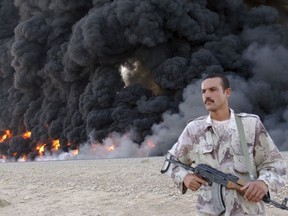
[253,118,287,195]
[164,126,195,194]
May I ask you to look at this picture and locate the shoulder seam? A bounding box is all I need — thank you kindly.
[236,113,259,119]
[186,115,208,124]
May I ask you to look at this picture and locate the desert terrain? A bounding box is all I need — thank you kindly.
[0,152,287,216]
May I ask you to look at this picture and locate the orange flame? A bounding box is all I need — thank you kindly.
[70,149,79,156]
[0,130,12,143]
[0,135,7,143]
[22,131,31,139]
[52,139,60,151]
[6,130,12,139]
[36,144,46,156]
[107,145,115,152]
[18,154,28,162]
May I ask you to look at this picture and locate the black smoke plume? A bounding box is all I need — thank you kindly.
[0,0,287,160]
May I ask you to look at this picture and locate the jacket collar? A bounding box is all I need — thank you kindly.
[205,108,237,131]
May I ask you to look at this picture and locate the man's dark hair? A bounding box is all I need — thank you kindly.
[202,73,230,90]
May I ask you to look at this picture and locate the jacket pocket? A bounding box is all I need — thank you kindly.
[231,144,254,174]
[197,144,213,154]
[195,143,214,165]
[233,155,249,173]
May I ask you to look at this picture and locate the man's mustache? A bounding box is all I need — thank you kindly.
[205,99,214,104]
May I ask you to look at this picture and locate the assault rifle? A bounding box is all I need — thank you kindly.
[161,153,288,212]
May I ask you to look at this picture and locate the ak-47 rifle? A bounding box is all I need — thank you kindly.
[161,153,288,212]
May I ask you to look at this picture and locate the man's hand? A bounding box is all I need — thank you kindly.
[240,180,269,202]
[184,174,208,191]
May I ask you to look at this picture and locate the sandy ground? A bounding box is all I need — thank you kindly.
[0,152,287,216]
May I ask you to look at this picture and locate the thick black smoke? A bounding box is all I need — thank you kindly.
[0,0,287,160]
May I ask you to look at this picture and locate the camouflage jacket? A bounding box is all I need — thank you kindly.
[167,109,287,215]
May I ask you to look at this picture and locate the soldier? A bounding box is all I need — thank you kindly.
[164,73,287,215]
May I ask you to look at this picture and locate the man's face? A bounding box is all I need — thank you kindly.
[201,77,230,112]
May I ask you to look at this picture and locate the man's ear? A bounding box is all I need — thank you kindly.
[225,88,231,97]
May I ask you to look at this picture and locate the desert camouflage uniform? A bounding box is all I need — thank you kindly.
[166,109,286,216]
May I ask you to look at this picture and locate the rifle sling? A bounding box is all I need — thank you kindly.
[234,114,257,180]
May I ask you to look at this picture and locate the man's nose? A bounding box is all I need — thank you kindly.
[204,91,211,98]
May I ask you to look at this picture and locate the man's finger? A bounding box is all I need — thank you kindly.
[245,187,257,201]
[253,190,264,202]
[240,182,251,192]
[194,175,209,186]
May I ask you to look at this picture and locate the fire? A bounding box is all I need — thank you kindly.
[90,142,117,153]
[88,142,117,157]
[36,144,46,156]
[22,131,31,139]
[18,155,28,162]
[70,149,79,156]
[0,129,151,162]
[0,128,83,162]
[146,139,156,148]
[6,130,12,139]
[0,130,12,143]
[52,139,60,151]
[0,135,7,143]
[107,145,115,152]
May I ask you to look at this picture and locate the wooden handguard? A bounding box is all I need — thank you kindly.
[226,179,247,194]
